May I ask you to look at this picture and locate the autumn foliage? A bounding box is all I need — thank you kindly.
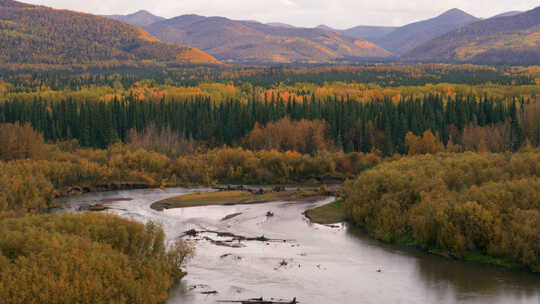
[0,122,46,160]
[344,152,540,272]
[405,130,444,155]
[244,117,332,154]
[0,0,218,65]
[0,213,191,304]
[0,123,382,215]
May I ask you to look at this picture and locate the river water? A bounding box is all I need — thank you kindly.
[60,187,540,304]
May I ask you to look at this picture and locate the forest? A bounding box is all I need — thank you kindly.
[344,152,540,272]
[0,66,538,155]
[0,213,191,304]
[0,64,539,303]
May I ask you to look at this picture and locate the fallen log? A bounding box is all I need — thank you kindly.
[213,185,246,191]
[181,229,294,243]
[87,204,108,212]
[217,297,298,304]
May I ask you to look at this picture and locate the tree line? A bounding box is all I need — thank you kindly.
[0,122,382,216]
[0,93,533,155]
[1,64,536,91]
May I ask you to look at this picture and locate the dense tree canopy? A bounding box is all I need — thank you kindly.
[344,152,540,272]
[0,213,191,304]
[0,88,533,155]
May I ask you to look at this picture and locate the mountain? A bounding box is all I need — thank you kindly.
[375,8,480,55]
[107,10,165,27]
[491,11,523,19]
[339,26,397,42]
[144,15,391,63]
[267,22,296,28]
[316,24,335,31]
[403,7,540,65]
[0,0,219,65]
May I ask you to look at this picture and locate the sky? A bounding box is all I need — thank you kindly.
[23,0,538,28]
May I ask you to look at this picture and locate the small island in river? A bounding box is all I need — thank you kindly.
[151,188,331,211]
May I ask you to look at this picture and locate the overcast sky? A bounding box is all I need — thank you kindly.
[23,0,538,28]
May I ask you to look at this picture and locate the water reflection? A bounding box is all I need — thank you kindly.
[346,225,540,304]
[61,189,540,304]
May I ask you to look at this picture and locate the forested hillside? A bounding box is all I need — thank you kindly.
[404,7,540,65]
[142,14,390,63]
[375,8,480,55]
[0,0,219,65]
[339,26,397,42]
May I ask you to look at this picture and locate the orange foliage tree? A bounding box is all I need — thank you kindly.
[244,117,333,154]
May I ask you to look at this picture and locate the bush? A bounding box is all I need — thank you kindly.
[344,152,540,272]
[0,213,191,304]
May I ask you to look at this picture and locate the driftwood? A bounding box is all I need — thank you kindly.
[221,212,243,221]
[218,297,298,304]
[181,229,294,243]
[213,185,266,195]
[203,236,245,248]
[213,185,247,191]
[87,204,108,212]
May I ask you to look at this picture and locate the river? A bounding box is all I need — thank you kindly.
[59,187,540,304]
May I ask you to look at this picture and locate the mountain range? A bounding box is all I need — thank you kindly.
[1,0,538,65]
[108,7,539,65]
[404,7,540,65]
[0,0,219,65]
[373,8,481,55]
[137,15,391,63]
[105,10,165,27]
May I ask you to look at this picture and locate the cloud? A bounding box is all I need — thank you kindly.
[23,0,539,28]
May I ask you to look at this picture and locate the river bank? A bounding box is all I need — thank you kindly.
[59,188,540,304]
[63,183,535,274]
[304,199,347,225]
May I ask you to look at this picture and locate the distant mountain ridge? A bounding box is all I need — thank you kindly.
[340,26,397,42]
[4,1,536,65]
[403,7,540,65]
[375,8,481,55]
[107,10,165,27]
[0,0,219,65]
[141,14,391,63]
[266,22,296,29]
[491,11,523,19]
[317,25,397,43]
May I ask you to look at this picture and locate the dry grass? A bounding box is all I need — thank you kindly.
[305,199,346,225]
[151,190,326,210]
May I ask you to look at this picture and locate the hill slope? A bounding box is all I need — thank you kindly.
[0,0,219,65]
[341,26,397,42]
[490,11,523,19]
[107,10,165,27]
[317,25,397,43]
[404,7,540,65]
[376,9,480,55]
[143,15,391,63]
[267,22,296,29]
